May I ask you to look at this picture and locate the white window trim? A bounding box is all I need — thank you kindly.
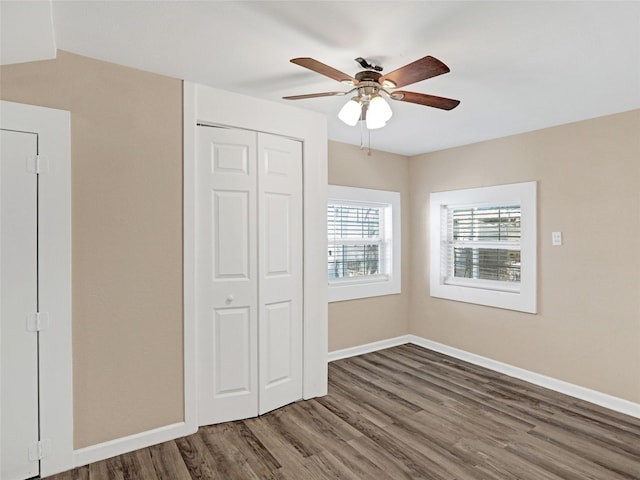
[328,185,401,302]
[430,181,537,313]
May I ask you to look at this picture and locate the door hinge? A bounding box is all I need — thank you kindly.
[26,154,49,174]
[28,439,52,461]
[26,312,50,332]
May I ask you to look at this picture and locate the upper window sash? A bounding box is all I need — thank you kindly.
[448,205,521,243]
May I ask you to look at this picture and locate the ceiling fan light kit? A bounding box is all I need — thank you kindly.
[284,55,460,131]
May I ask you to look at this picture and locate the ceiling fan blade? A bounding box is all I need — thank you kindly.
[392,91,460,110]
[380,56,450,88]
[283,91,348,100]
[290,58,357,84]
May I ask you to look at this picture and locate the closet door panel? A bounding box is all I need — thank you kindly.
[258,133,303,415]
[263,301,294,386]
[213,307,252,395]
[213,190,250,279]
[1,129,39,480]
[198,127,258,425]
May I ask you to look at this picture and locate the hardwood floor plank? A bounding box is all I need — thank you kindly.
[529,421,640,478]
[148,440,193,480]
[504,431,632,480]
[222,420,283,479]
[87,459,119,480]
[45,344,640,480]
[47,465,90,480]
[469,438,568,480]
[119,448,159,480]
[289,397,362,443]
[347,434,435,480]
[199,423,264,480]
[174,433,221,480]
[102,455,126,480]
[544,410,640,457]
[571,399,640,431]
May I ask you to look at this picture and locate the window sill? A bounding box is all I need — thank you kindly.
[328,277,401,303]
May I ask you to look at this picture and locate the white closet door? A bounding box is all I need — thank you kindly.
[257,133,303,415]
[196,127,303,425]
[1,130,40,480]
[197,127,259,425]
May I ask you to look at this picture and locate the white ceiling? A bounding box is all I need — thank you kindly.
[3,1,640,156]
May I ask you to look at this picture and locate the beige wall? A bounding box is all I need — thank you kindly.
[0,51,184,447]
[328,141,411,351]
[409,110,640,403]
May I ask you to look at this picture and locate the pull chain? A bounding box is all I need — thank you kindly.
[358,117,372,156]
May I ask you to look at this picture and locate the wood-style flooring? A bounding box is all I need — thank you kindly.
[48,344,640,479]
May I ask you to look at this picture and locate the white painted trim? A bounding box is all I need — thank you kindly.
[184,83,328,425]
[182,83,199,436]
[1,101,73,476]
[73,422,191,469]
[328,335,412,362]
[329,334,640,419]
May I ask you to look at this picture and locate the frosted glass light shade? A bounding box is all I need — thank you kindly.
[338,99,362,126]
[368,95,392,122]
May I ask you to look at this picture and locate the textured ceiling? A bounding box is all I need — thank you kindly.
[5,1,640,155]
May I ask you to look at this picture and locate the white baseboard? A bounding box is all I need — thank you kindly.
[73,421,197,469]
[328,335,412,362]
[329,335,640,419]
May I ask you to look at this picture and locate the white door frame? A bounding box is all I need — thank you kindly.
[183,82,328,431]
[0,101,73,476]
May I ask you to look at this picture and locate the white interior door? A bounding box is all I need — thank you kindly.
[1,129,40,480]
[257,133,303,415]
[197,127,259,425]
[197,126,303,425]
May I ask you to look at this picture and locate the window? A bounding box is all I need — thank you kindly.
[430,182,536,313]
[328,204,384,280]
[328,185,401,302]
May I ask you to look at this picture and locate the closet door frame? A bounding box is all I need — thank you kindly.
[183,83,328,431]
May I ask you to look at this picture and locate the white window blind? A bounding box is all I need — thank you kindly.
[445,205,521,288]
[328,203,386,280]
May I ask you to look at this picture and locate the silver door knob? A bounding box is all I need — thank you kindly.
[226,294,234,304]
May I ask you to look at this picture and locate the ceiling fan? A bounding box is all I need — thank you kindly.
[283,55,460,129]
